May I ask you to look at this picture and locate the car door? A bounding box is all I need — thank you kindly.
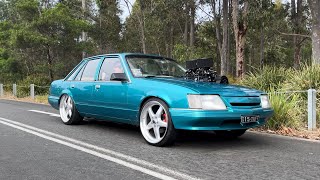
[69,58,101,114]
[90,57,130,122]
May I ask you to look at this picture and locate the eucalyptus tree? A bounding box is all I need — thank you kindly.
[308,0,320,64]
[231,0,249,78]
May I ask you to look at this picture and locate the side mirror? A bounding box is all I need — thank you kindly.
[110,73,128,82]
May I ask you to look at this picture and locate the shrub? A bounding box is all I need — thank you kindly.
[241,66,291,91]
[282,64,320,91]
[16,75,51,97]
[265,90,303,130]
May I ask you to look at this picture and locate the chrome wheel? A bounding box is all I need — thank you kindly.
[59,95,73,123]
[140,101,168,144]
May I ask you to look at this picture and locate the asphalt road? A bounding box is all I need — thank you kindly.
[0,99,320,180]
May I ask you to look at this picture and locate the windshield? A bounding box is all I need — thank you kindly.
[126,56,186,78]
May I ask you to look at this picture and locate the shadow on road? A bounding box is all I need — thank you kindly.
[80,118,269,149]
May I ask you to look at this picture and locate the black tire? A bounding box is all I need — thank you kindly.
[59,94,83,125]
[139,98,177,147]
[215,129,247,139]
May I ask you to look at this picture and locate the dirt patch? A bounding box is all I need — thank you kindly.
[251,127,320,141]
[0,95,49,105]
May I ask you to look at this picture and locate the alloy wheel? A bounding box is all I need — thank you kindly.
[140,101,168,144]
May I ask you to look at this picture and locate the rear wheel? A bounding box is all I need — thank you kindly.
[215,129,247,139]
[139,98,176,146]
[59,94,83,125]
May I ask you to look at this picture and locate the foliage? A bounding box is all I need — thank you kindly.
[240,65,320,130]
[241,66,292,91]
[283,64,320,91]
[266,90,302,130]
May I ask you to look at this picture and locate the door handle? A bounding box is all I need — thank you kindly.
[95,85,100,89]
[71,84,75,89]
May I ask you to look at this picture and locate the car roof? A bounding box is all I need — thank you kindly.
[83,53,172,61]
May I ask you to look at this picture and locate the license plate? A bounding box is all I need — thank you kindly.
[241,115,259,123]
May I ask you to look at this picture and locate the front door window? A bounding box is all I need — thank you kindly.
[99,58,124,81]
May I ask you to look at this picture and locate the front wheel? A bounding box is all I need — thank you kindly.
[59,94,83,125]
[139,98,176,146]
[215,129,247,139]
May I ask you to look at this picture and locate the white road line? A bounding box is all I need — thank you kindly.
[0,116,200,180]
[0,118,177,180]
[28,110,60,117]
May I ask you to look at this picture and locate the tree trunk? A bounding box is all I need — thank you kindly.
[226,0,232,75]
[46,44,54,82]
[249,45,252,72]
[82,0,87,59]
[184,2,189,46]
[308,0,320,64]
[221,0,228,75]
[260,23,264,69]
[209,0,222,71]
[138,0,147,54]
[231,0,248,78]
[169,25,174,58]
[189,1,195,48]
[292,0,302,68]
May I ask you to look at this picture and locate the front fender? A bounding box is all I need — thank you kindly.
[142,91,173,107]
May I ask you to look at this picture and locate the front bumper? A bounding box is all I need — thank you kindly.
[169,108,273,130]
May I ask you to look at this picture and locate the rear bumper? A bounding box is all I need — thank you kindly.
[169,108,273,131]
[48,95,59,110]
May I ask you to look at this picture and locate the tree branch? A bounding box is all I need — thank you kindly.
[198,5,214,19]
[277,30,311,38]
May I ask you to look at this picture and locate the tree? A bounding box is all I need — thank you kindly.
[221,0,228,75]
[90,0,122,54]
[308,0,320,64]
[231,0,249,78]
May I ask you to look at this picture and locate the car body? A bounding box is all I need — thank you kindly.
[49,53,273,146]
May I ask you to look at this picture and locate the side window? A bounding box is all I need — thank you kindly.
[80,59,100,81]
[98,58,124,81]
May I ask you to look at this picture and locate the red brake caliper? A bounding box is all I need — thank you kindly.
[162,113,167,123]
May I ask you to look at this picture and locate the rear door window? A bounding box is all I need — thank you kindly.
[80,59,100,81]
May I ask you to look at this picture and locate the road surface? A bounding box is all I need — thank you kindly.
[0,99,319,180]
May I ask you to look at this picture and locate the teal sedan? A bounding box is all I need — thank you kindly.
[48,53,273,146]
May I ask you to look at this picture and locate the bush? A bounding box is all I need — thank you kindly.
[282,64,320,91]
[240,65,320,130]
[15,75,51,97]
[265,90,303,130]
[241,66,292,91]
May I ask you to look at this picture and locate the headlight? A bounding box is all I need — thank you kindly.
[260,95,271,108]
[187,95,227,110]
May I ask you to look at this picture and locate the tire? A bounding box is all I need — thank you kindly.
[139,98,176,146]
[59,94,83,125]
[215,129,247,139]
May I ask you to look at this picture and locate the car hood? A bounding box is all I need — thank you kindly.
[146,78,264,97]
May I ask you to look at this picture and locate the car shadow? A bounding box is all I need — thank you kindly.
[81,118,270,149]
[174,130,269,149]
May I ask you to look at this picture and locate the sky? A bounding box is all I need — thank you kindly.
[119,0,135,23]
